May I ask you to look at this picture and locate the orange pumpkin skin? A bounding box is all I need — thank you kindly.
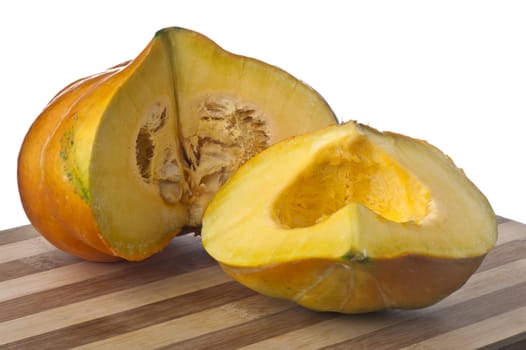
[18,71,119,262]
[18,45,154,262]
[222,254,485,313]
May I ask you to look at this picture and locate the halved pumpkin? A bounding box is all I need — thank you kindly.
[17,27,337,262]
[201,121,497,313]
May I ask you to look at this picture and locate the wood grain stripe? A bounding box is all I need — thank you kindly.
[0,236,56,264]
[322,281,526,350]
[0,225,39,245]
[0,234,204,303]
[0,260,128,305]
[72,295,294,350]
[476,235,526,273]
[496,220,526,244]
[0,265,229,346]
[161,306,337,350]
[238,312,405,350]
[480,333,526,350]
[449,258,526,306]
[0,232,202,283]
[401,305,526,350]
[0,246,214,322]
[0,250,81,282]
[0,281,255,350]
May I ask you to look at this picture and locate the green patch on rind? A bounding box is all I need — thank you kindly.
[60,126,90,203]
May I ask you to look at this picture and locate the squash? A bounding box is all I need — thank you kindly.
[17,27,337,262]
[201,121,497,313]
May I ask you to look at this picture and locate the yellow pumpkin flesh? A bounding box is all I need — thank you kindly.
[202,121,497,313]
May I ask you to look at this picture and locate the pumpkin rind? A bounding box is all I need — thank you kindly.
[18,70,122,262]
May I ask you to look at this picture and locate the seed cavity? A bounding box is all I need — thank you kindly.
[136,127,154,182]
[181,95,270,224]
[135,101,187,207]
[272,136,431,228]
[135,96,270,220]
[135,102,168,183]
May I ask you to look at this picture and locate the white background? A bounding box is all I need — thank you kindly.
[1,0,525,229]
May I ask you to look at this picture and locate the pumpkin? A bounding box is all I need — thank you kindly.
[17,27,337,262]
[201,121,497,313]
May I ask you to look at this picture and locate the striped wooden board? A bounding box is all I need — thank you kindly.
[0,216,525,349]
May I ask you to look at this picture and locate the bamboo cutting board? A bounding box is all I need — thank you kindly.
[0,216,525,349]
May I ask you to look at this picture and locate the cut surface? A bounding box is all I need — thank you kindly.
[87,28,336,259]
[202,121,497,267]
